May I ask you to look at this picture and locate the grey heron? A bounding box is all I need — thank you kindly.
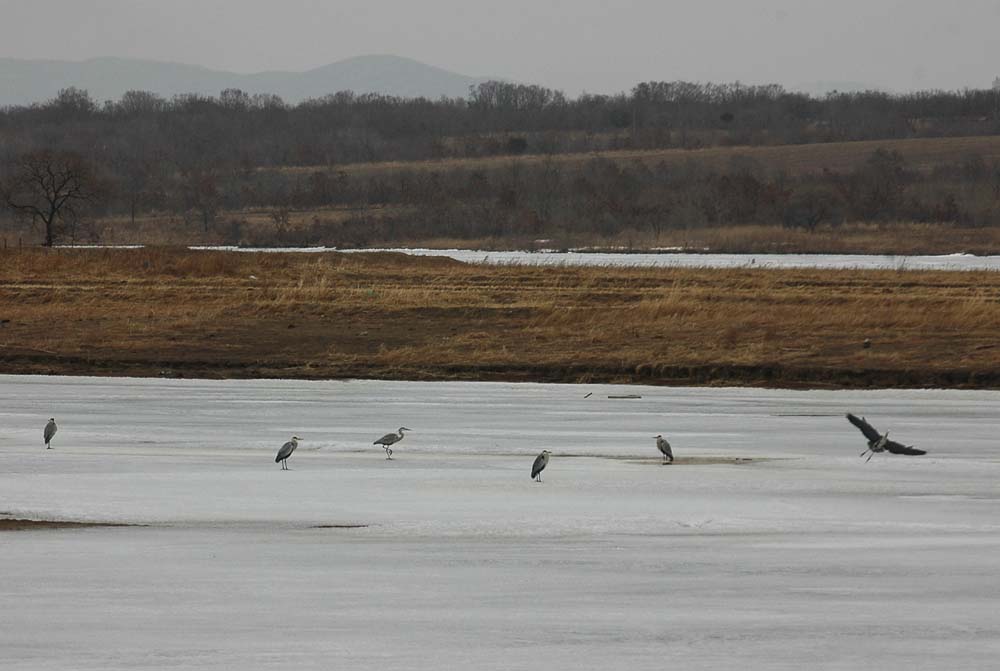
[531,450,551,482]
[373,427,410,460]
[655,434,673,464]
[275,436,301,470]
[44,418,57,450]
[846,414,926,462]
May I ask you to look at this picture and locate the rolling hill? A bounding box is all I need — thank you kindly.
[0,54,493,106]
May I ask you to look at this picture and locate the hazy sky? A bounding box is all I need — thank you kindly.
[1,0,998,93]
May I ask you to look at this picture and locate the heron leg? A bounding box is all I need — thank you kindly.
[385,447,393,460]
[865,452,874,463]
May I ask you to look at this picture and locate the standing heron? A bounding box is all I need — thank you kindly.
[44,418,58,450]
[373,427,410,460]
[846,414,926,462]
[531,450,551,482]
[655,434,673,464]
[275,436,301,470]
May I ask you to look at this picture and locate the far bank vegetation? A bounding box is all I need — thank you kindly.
[2,82,1000,250]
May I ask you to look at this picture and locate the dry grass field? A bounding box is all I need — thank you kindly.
[275,134,1000,178]
[3,247,1000,388]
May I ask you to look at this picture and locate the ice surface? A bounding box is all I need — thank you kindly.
[65,244,1000,270]
[1,376,998,669]
[349,249,1000,271]
[191,246,1000,271]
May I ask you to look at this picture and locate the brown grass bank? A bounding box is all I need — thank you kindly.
[1,247,999,388]
[278,135,1000,179]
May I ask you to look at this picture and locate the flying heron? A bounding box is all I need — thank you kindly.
[374,427,410,460]
[44,418,57,450]
[846,414,926,462]
[655,434,673,464]
[275,436,301,470]
[531,450,551,482]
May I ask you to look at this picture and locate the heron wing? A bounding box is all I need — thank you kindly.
[374,433,395,446]
[846,413,881,442]
[885,440,926,456]
[44,423,56,442]
[659,439,673,457]
[530,454,547,478]
[275,441,295,462]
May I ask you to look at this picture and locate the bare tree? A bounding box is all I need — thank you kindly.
[108,126,168,228]
[182,169,221,232]
[1,150,101,247]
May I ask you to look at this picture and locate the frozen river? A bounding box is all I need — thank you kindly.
[351,249,1000,271]
[71,245,1000,270]
[191,245,1000,271]
[1,376,998,669]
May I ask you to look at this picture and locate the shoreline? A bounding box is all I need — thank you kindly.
[2,358,998,390]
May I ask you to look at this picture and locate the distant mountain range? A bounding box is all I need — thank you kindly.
[0,55,495,107]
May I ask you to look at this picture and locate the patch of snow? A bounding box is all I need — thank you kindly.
[49,245,1000,271]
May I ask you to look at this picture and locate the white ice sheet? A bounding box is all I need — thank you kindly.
[1,376,997,669]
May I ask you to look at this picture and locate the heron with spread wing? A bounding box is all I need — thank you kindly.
[846,414,926,462]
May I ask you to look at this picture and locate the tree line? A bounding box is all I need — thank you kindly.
[4,80,1000,163]
[2,80,1000,245]
[221,150,1000,248]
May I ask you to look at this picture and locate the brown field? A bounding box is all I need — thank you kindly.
[2,247,1000,388]
[69,204,411,247]
[275,134,1000,178]
[614,223,1000,256]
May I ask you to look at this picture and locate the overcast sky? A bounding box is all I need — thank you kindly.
[1,0,998,94]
